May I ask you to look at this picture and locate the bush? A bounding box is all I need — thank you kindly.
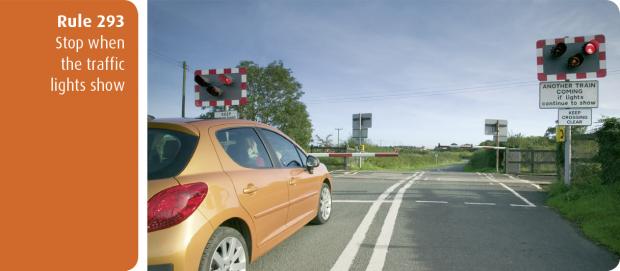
[466,150,498,171]
[595,118,620,184]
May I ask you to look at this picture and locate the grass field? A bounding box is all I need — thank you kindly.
[547,179,620,255]
[319,150,471,171]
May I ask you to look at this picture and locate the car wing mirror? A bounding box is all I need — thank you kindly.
[305,155,320,174]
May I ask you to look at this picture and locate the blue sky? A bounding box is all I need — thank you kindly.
[148,0,620,147]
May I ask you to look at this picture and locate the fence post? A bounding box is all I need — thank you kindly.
[504,149,508,173]
[530,151,535,174]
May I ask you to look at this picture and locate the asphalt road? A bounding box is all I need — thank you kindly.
[248,170,619,271]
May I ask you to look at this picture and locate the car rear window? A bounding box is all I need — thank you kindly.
[148,128,198,180]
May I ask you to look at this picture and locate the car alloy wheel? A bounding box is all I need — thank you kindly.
[210,236,247,271]
[320,185,332,220]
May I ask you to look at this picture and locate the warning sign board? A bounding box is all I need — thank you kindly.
[556,126,565,142]
[539,80,598,109]
[558,109,592,126]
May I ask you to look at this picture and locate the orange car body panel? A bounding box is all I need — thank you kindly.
[148,119,332,269]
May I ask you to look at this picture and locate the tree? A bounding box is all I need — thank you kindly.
[506,133,553,149]
[314,134,333,147]
[595,117,620,184]
[544,127,556,139]
[236,60,313,148]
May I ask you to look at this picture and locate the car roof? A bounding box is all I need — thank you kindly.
[148,118,275,135]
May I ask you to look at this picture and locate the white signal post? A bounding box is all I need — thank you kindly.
[564,125,572,185]
[359,113,362,168]
[496,121,500,173]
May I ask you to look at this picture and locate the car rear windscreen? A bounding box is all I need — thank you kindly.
[148,128,198,180]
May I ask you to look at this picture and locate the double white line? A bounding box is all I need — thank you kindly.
[330,172,425,271]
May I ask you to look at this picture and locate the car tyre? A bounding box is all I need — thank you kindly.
[311,183,332,224]
[199,226,248,271]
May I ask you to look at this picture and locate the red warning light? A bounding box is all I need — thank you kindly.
[218,74,233,85]
[583,40,599,55]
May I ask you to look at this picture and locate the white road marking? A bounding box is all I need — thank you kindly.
[332,200,393,203]
[464,202,496,206]
[351,171,359,175]
[415,200,448,204]
[510,204,536,208]
[504,174,542,190]
[330,172,420,271]
[484,174,536,207]
[366,172,425,271]
[476,172,482,176]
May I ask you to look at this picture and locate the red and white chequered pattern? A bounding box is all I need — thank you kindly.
[194,67,248,107]
[308,152,399,158]
[536,34,606,81]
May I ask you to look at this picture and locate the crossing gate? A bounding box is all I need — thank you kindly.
[505,149,557,175]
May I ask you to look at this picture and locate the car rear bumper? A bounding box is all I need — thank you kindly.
[147,264,174,271]
[148,212,214,271]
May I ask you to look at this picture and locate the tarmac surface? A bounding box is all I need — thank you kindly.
[249,168,619,271]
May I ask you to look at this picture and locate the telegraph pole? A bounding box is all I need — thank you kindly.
[181,61,187,118]
[335,128,343,147]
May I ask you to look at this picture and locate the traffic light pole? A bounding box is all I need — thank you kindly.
[181,61,187,118]
[564,126,572,185]
[563,79,572,186]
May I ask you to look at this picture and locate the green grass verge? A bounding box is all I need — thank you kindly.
[320,150,470,171]
[547,179,620,255]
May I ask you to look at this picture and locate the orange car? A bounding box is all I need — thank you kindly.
[148,118,333,271]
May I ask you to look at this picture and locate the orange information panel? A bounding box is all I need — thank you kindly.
[0,1,137,270]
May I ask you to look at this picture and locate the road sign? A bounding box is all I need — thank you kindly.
[213,110,239,119]
[556,126,565,142]
[194,68,248,107]
[539,80,598,109]
[352,113,372,129]
[352,129,368,138]
[558,109,592,126]
[493,135,508,142]
[484,119,507,136]
[484,119,508,173]
[536,34,606,81]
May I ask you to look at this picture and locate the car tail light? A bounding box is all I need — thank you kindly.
[148,182,208,232]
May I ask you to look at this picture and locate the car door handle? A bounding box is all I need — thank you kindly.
[243,184,259,194]
[289,177,300,186]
